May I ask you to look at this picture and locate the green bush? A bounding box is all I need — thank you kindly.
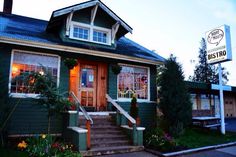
[144,128,176,152]
[130,96,138,119]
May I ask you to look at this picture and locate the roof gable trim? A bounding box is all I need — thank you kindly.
[52,0,132,33]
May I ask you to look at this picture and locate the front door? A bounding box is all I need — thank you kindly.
[79,64,97,109]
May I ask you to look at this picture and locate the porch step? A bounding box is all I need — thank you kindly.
[91,139,130,148]
[79,113,143,156]
[91,134,127,140]
[81,146,144,157]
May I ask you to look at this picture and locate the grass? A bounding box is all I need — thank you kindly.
[175,127,236,149]
[0,147,28,157]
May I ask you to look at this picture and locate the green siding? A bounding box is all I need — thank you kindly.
[7,98,62,135]
[108,63,118,99]
[72,7,115,29]
[118,102,157,128]
[149,65,157,101]
[0,46,12,131]
[72,9,91,24]
[59,56,69,93]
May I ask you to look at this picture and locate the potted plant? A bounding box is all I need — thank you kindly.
[129,95,140,127]
[64,58,78,70]
[111,63,122,75]
[59,99,77,112]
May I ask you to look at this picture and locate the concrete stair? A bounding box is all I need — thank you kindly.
[79,114,144,156]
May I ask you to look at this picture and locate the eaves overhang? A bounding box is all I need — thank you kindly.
[0,36,163,65]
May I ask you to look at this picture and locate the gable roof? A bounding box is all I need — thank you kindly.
[47,0,132,35]
[0,13,165,65]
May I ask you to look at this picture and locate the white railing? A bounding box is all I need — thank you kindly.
[70,92,93,124]
[106,94,136,124]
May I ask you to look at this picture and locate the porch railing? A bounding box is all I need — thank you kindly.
[106,94,136,124]
[69,91,93,149]
[106,94,139,145]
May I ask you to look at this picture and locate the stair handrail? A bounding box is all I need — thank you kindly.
[106,94,136,124]
[69,91,93,125]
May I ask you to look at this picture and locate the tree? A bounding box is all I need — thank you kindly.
[158,55,192,137]
[190,38,229,84]
[16,68,70,134]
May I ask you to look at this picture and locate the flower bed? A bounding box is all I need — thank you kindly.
[16,134,82,157]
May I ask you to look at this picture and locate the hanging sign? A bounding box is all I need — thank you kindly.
[205,25,232,64]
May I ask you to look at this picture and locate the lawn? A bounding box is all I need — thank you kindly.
[175,127,236,148]
[0,147,28,157]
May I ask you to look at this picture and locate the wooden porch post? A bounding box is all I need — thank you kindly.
[86,120,91,149]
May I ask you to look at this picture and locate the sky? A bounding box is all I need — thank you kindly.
[1,0,236,86]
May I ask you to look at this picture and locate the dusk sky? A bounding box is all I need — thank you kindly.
[1,0,236,85]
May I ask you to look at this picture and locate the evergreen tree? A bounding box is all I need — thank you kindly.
[158,55,192,137]
[190,38,229,84]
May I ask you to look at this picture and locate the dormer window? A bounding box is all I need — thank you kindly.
[70,21,111,45]
[93,30,107,43]
[73,26,89,40]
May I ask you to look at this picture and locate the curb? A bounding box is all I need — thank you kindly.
[145,141,236,157]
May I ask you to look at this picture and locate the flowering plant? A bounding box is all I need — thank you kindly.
[17,140,27,150]
[145,128,176,152]
[24,134,81,157]
[58,99,77,111]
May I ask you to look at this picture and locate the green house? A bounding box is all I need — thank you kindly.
[0,0,165,154]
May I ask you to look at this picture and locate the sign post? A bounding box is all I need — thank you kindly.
[218,63,225,134]
[205,25,232,135]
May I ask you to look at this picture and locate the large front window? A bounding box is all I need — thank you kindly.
[10,50,60,97]
[118,65,149,100]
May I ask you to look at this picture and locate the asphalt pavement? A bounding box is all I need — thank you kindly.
[179,145,236,157]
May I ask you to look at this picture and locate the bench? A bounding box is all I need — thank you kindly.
[192,116,221,129]
[204,123,221,128]
[204,123,227,129]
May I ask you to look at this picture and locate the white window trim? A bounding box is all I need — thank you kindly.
[117,63,150,102]
[69,21,111,45]
[9,49,61,98]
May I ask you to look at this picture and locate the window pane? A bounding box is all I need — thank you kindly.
[10,51,59,95]
[93,30,107,43]
[73,26,89,40]
[118,65,148,100]
[81,68,94,88]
